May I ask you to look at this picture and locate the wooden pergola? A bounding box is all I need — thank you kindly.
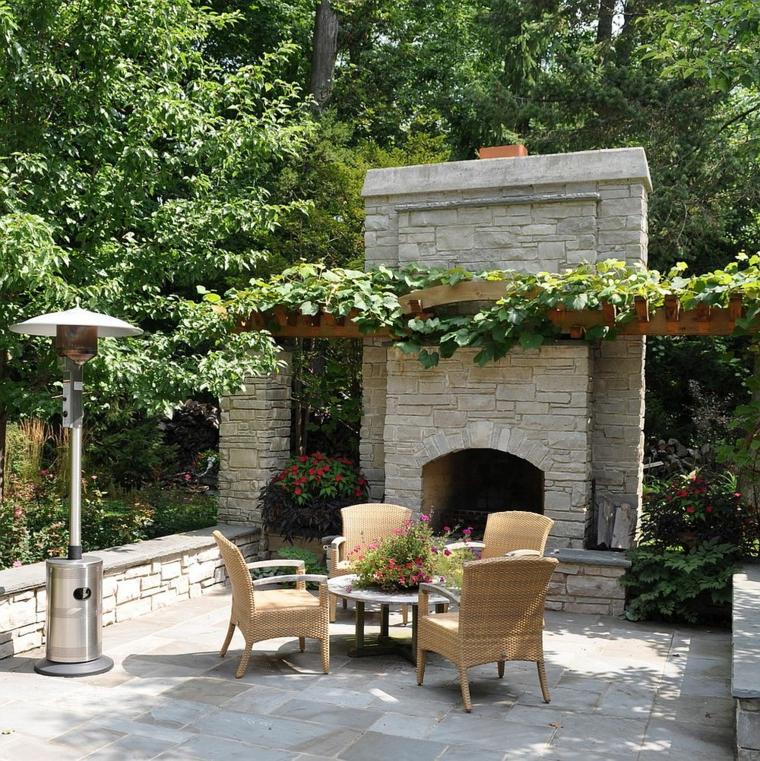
[236,281,750,340]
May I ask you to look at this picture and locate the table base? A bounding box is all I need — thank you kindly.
[349,601,445,665]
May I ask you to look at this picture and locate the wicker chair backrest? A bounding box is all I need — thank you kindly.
[458,556,558,640]
[481,511,554,559]
[341,503,412,557]
[213,530,255,623]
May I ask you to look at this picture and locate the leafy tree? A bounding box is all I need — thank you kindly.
[0,0,315,499]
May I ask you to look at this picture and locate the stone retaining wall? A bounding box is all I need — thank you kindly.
[547,548,630,617]
[0,524,260,660]
[733,564,760,760]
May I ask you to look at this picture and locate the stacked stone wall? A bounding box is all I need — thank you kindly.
[0,526,259,660]
[218,354,292,523]
[383,345,592,549]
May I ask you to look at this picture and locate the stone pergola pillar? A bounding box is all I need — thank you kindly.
[218,353,292,524]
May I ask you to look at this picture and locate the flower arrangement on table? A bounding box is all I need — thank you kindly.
[350,514,475,592]
[259,452,369,543]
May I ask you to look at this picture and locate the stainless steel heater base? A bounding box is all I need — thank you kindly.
[34,655,113,678]
[40,556,110,677]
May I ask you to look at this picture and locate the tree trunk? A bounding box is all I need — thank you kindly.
[309,0,339,108]
[596,0,615,42]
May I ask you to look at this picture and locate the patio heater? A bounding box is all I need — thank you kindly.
[10,307,142,677]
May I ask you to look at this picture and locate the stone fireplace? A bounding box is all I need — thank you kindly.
[423,448,544,535]
[359,147,651,550]
[218,146,649,613]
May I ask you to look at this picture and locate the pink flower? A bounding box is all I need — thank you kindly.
[443,548,452,557]
[463,527,473,536]
[184,473,191,481]
[419,514,430,522]
[12,560,22,568]
[443,526,451,533]
[735,492,742,498]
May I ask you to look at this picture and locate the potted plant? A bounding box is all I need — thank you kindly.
[351,514,474,592]
[260,452,368,556]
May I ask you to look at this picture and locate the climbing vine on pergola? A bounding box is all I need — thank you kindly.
[219,256,760,368]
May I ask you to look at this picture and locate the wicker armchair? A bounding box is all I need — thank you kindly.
[417,555,559,712]
[448,510,554,559]
[213,531,330,678]
[325,503,412,622]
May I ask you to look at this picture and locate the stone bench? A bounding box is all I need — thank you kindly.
[0,524,260,660]
[734,563,760,760]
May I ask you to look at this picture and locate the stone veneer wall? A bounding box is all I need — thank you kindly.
[218,353,292,523]
[0,525,259,660]
[548,549,630,617]
[361,148,651,532]
[383,345,592,549]
[733,564,760,761]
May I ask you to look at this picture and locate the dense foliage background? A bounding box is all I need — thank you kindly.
[1,0,758,566]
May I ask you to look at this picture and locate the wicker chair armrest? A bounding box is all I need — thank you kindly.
[445,540,485,552]
[325,536,346,574]
[253,574,327,586]
[418,583,461,606]
[247,559,306,571]
[504,549,542,559]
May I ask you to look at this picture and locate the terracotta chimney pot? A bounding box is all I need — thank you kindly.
[478,144,528,159]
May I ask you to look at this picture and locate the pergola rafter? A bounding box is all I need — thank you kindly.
[236,283,753,340]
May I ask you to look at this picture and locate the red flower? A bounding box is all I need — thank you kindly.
[735,492,742,498]
[676,490,688,498]
[294,487,302,496]
[705,506,713,513]
[309,468,316,475]
[298,455,308,462]
[335,474,343,482]
[354,488,362,496]
[686,506,695,513]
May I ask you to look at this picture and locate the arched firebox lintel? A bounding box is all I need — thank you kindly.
[413,422,554,473]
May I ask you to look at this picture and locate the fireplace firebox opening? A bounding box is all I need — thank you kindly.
[422,448,544,536]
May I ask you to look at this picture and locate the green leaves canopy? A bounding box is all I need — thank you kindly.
[229,256,760,368]
[0,0,314,418]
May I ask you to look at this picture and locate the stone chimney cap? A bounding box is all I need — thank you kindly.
[362,147,652,197]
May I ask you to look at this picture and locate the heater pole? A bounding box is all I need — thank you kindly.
[63,360,84,560]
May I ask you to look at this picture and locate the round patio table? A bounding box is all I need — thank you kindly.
[327,574,450,664]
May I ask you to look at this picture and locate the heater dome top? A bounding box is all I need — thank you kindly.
[10,307,142,338]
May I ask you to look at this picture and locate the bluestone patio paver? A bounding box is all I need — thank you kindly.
[0,587,734,760]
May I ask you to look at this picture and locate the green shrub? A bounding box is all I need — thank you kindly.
[276,547,327,576]
[622,540,736,623]
[0,477,217,570]
[260,452,368,543]
[622,470,755,623]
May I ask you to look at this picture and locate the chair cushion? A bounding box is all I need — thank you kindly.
[256,589,321,611]
[423,611,459,633]
[335,560,352,571]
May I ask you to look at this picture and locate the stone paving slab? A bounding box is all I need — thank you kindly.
[0,588,733,761]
